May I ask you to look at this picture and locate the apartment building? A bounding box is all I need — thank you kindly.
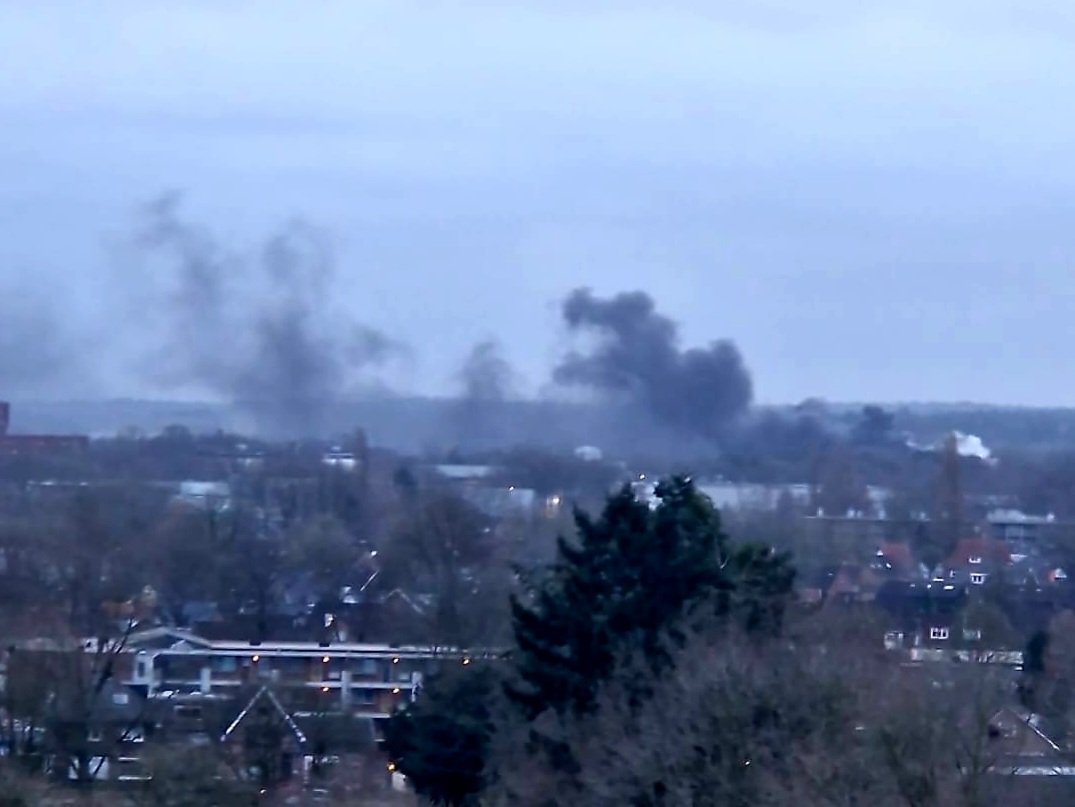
[123,628,481,721]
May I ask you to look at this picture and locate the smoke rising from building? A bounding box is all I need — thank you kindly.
[2,198,755,447]
[553,288,753,440]
[133,194,404,436]
[460,340,513,404]
[451,339,515,447]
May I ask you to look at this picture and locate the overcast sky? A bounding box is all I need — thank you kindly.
[3,1,1075,405]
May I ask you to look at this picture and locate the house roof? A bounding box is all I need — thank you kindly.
[826,563,881,599]
[126,626,214,651]
[221,686,307,747]
[989,707,1063,758]
[947,538,1012,569]
[875,542,917,576]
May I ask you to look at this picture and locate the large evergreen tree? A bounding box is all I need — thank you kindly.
[508,476,794,719]
[385,477,795,804]
[383,665,495,807]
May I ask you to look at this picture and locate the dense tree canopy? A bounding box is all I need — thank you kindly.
[383,665,496,807]
[509,476,794,719]
[386,477,797,806]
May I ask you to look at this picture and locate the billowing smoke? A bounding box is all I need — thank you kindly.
[553,288,752,439]
[133,194,403,435]
[452,339,515,447]
[460,340,513,403]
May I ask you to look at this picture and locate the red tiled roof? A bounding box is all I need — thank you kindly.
[827,563,880,598]
[877,542,916,575]
[947,537,1011,569]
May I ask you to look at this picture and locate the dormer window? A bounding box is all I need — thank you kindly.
[969,556,983,565]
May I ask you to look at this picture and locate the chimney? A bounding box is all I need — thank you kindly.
[0,402,9,436]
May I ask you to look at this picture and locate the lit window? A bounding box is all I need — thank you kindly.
[970,572,986,585]
[969,556,983,565]
[930,627,949,641]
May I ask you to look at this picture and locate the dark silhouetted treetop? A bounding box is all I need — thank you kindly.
[508,476,794,719]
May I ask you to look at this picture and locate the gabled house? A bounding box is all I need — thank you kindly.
[945,538,1012,587]
[874,579,967,649]
[45,677,151,784]
[825,563,882,604]
[220,686,308,789]
[214,684,378,794]
[987,707,1074,776]
[870,541,919,580]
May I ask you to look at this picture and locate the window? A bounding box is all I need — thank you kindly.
[963,628,982,642]
[970,572,986,585]
[213,656,238,673]
[112,692,129,706]
[87,728,103,743]
[968,556,983,565]
[355,658,378,676]
[930,627,949,641]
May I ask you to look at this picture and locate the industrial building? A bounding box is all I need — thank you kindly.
[0,401,89,454]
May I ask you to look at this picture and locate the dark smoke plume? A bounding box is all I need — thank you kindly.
[554,288,752,439]
[133,194,403,435]
[460,340,513,403]
[452,339,515,447]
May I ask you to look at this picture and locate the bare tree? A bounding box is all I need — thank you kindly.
[379,493,504,646]
[487,612,1041,807]
[283,514,363,604]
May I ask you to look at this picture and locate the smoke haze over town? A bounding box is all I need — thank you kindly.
[11,5,1075,804]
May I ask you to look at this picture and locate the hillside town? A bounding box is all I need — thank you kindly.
[6,3,1075,804]
[4,396,1075,803]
